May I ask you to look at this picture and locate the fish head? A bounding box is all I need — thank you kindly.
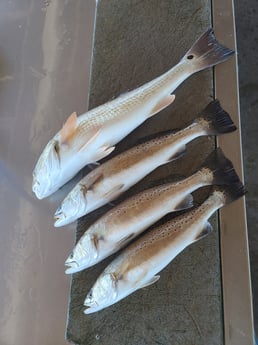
[84,272,117,313]
[54,184,87,227]
[65,234,98,274]
[32,140,61,199]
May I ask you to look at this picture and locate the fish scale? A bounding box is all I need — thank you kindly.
[54,100,237,227]
[84,180,246,314]
[64,148,239,275]
[33,28,234,199]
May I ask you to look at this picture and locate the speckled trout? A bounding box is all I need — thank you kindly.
[54,100,236,227]
[32,29,234,199]
[65,148,238,274]
[84,179,245,314]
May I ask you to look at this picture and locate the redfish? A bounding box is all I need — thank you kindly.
[54,100,236,227]
[32,29,233,199]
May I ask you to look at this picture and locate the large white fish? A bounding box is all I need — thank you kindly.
[84,178,245,314]
[65,148,237,274]
[54,100,236,227]
[32,29,234,199]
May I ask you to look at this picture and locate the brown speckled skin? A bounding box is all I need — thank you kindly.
[67,1,224,345]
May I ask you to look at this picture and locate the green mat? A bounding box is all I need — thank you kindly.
[66,1,223,344]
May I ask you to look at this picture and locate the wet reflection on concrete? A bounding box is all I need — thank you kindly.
[0,1,96,344]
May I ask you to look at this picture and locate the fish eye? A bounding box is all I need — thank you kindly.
[88,289,93,299]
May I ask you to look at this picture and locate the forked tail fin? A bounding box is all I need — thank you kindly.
[182,28,234,72]
[196,99,237,135]
[201,148,240,185]
[214,180,246,206]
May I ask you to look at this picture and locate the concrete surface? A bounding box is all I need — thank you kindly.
[66,1,225,344]
[0,1,96,344]
[235,0,258,334]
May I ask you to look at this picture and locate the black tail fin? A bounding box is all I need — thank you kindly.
[196,99,237,135]
[182,28,234,72]
[213,180,246,205]
[201,148,240,185]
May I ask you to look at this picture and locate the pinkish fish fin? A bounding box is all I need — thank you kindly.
[194,221,213,242]
[140,275,160,289]
[166,145,186,163]
[61,112,78,145]
[78,127,102,152]
[94,145,115,162]
[174,194,193,211]
[103,183,124,200]
[116,233,134,248]
[149,94,175,117]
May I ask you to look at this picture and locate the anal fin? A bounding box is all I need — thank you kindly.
[174,194,193,211]
[149,94,175,117]
[194,221,213,242]
[116,233,135,248]
[140,275,160,289]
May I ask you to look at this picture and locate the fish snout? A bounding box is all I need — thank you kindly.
[84,289,98,307]
[64,252,80,274]
[54,206,67,227]
[32,179,44,199]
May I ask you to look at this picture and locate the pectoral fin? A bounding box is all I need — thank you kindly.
[116,233,135,248]
[79,173,104,198]
[87,173,104,191]
[103,183,124,199]
[78,126,102,152]
[149,94,175,117]
[174,194,193,211]
[194,221,213,242]
[61,112,77,145]
[140,275,160,289]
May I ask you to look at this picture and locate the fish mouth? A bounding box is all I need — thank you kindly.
[65,258,81,274]
[54,208,68,227]
[84,296,98,308]
[83,299,103,314]
[65,258,90,274]
[83,305,100,314]
[32,179,45,199]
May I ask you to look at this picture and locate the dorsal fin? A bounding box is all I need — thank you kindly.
[61,111,77,144]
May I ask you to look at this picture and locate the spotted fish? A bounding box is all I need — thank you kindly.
[32,29,234,199]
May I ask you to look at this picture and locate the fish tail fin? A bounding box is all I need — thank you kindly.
[213,180,246,206]
[201,148,240,185]
[182,28,234,72]
[196,99,237,135]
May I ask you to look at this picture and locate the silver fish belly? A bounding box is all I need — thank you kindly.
[65,147,238,274]
[54,100,236,227]
[32,29,234,199]
[84,178,245,314]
